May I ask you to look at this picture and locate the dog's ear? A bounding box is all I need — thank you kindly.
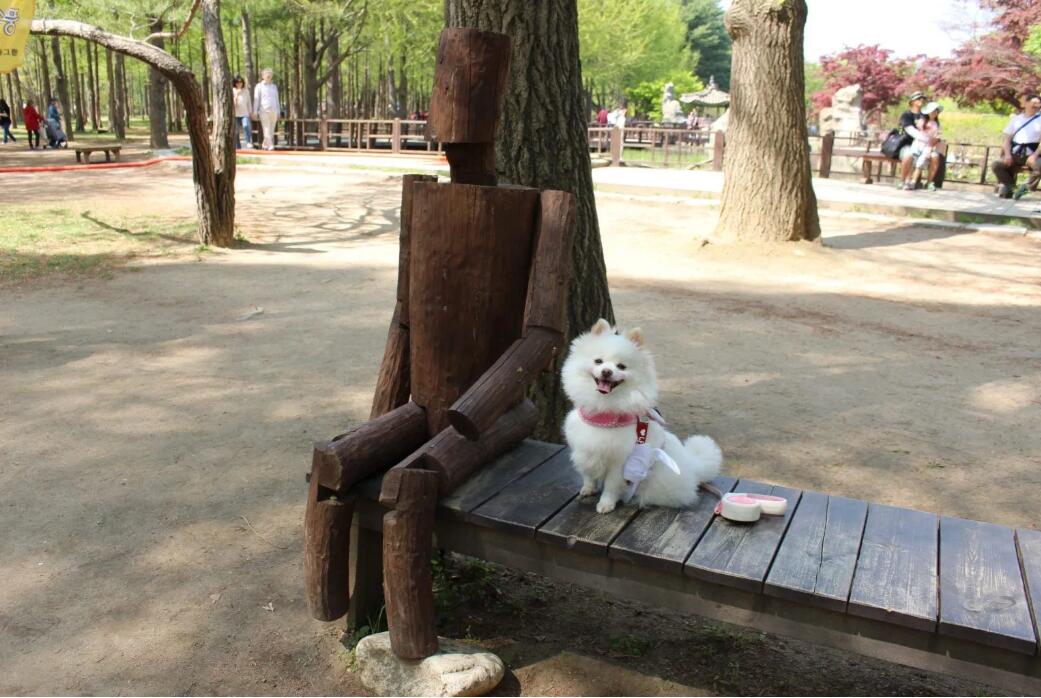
[626,328,644,347]
[591,318,611,335]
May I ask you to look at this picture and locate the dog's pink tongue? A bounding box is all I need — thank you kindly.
[596,379,613,394]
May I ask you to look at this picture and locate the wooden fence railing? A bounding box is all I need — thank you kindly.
[256,118,443,153]
[249,120,1001,187]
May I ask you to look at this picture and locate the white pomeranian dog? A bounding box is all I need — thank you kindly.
[561,319,723,513]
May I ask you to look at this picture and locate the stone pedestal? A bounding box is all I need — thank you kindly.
[355,632,505,696]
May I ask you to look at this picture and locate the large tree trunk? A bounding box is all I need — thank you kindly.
[147,18,170,149]
[200,0,236,246]
[240,10,256,88]
[444,0,614,442]
[38,38,52,103]
[715,0,819,242]
[69,39,86,132]
[32,17,235,248]
[89,42,100,131]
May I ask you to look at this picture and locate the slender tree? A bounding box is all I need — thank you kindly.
[444,0,615,441]
[32,4,237,247]
[147,17,170,148]
[715,0,820,243]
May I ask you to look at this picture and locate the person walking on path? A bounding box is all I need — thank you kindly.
[0,99,15,144]
[232,76,254,149]
[253,69,281,151]
[992,91,1041,200]
[23,100,42,150]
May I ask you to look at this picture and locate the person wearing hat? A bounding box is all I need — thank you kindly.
[914,102,943,190]
[897,91,928,190]
[992,91,1041,199]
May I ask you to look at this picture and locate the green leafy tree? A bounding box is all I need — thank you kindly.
[625,69,703,120]
[578,0,692,105]
[804,61,823,113]
[681,0,730,89]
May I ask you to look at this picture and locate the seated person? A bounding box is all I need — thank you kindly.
[992,91,1041,200]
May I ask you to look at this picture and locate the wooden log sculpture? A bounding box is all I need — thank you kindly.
[304,27,576,660]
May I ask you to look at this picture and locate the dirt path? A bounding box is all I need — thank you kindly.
[1,163,1039,695]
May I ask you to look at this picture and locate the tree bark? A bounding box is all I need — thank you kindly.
[38,37,52,102]
[240,10,256,88]
[90,42,101,130]
[32,17,235,247]
[69,39,86,132]
[147,18,170,149]
[715,0,820,243]
[444,0,614,442]
[200,0,236,247]
[50,36,73,140]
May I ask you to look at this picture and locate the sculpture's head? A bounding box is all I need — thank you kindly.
[428,28,512,146]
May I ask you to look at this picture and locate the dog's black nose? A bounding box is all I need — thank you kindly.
[600,368,613,379]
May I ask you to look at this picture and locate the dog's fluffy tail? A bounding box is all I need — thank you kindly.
[683,435,723,483]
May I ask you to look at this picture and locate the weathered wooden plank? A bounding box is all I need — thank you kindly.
[536,494,639,556]
[935,517,1037,653]
[765,493,867,612]
[848,504,938,632]
[440,440,564,519]
[1017,528,1041,655]
[468,448,580,535]
[685,480,802,593]
[609,476,738,573]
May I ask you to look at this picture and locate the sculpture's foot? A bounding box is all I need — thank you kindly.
[354,632,505,697]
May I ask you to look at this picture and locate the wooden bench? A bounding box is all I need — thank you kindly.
[74,145,121,164]
[346,440,1041,693]
[832,148,897,184]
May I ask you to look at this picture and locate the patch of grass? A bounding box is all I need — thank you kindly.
[608,635,654,658]
[0,206,197,284]
[175,146,192,156]
[236,156,261,165]
[340,607,387,672]
[432,552,502,624]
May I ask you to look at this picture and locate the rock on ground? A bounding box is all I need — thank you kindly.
[355,632,504,697]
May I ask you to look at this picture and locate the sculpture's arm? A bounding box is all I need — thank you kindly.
[370,174,438,418]
[447,190,576,440]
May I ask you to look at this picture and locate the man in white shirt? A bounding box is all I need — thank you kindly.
[992,92,1041,199]
[253,68,281,151]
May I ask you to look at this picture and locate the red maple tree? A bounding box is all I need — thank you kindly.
[812,45,914,117]
[923,0,1041,109]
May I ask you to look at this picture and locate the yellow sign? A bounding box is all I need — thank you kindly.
[0,0,35,74]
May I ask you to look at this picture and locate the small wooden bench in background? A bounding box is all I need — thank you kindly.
[74,145,121,164]
[346,439,1041,694]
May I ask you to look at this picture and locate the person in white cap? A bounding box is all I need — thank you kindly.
[913,102,943,190]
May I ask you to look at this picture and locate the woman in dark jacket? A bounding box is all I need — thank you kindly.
[0,99,15,144]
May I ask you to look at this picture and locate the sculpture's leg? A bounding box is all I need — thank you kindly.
[377,401,538,659]
[347,512,385,630]
[305,401,428,622]
[382,468,440,658]
[305,472,354,621]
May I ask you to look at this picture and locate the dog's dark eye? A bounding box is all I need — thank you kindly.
[617,363,627,371]
[594,358,603,365]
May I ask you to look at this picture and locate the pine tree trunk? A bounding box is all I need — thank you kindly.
[200,0,236,247]
[39,38,52,103]
[50,36,73,141]
[241,10,256,88]
[715,0,820,243]
[90,43,100,130]
[444,0,614,442]
[147,18,170,149]
[69,39,85,131]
